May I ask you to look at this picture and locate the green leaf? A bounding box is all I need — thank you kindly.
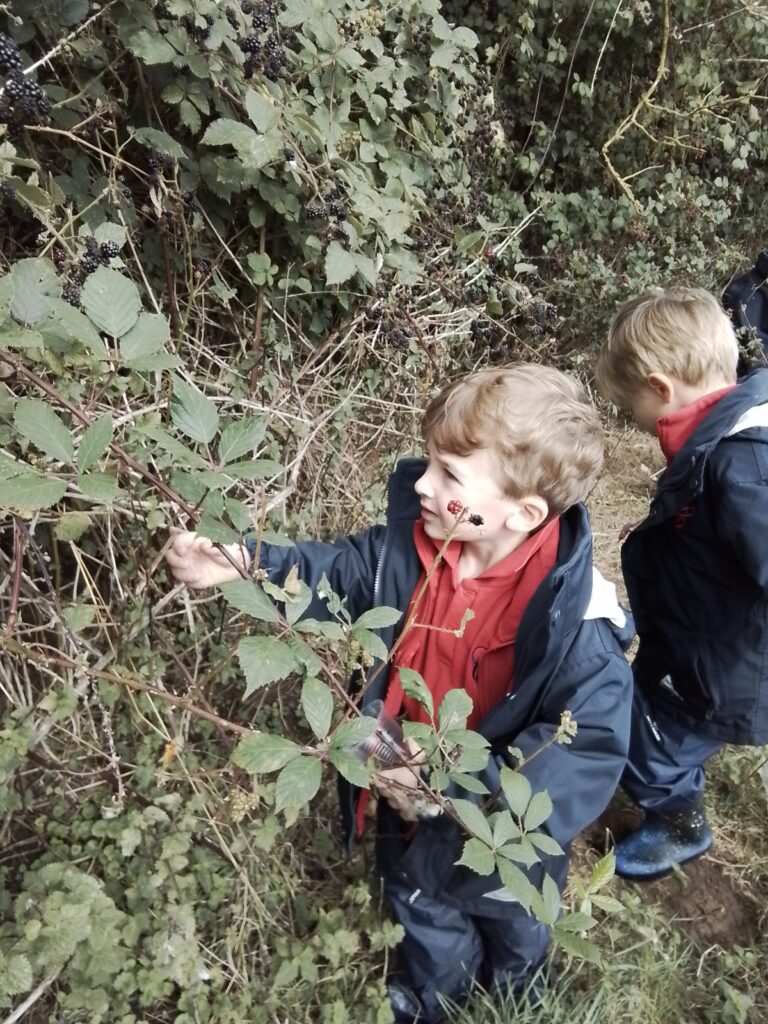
[551,928,601,965]
[10,258,58,325]
[81,268,142,337]
[77,414,113,473]
[324,241,357,286]
[450,797,493,846]
[284,581,313,626]
[494,859,534,911]
[588,850,616,892]
[351,626,388,662]
[77,473,118,504]
[3,473,68,510]
[329,717,377,751]
[353,606,403,630]
[301,677,334,739]
[398,667,433,718]
[196,514,239,545]
[497,837,540,867]
[2,954,33,996]
[328,746,372,787]
[202,119,283,168]
[554,911,597,933]
[0,326,44,349]
[492,810,522,848]
[245,90,281,132]
[120,312,171,362]
[220,579,280,623]
[131,126,189,159]
[529,872,561,926]
[170,377,219,444]
[447,770,489,795]
[218,416,267,463]
[528,832,564,857]
[14,398,73,463]
[274,755,322,812]
[232,732,301,773]
[39,299,106,356]
[63,603,97,632]
[523,790,553,832]
[589,894,624,915]
[438,689,472,731]
[456,837,496,876]
[288,636,322,677]
[223,458,283,480]
[238,636,298,696]
[500,766,531,818]
[54,511,92,542]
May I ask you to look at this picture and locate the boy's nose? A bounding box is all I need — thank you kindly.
[414,471,432,498]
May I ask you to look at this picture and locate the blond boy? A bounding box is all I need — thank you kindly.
[167,365,632,1022]
[597,287,768,879]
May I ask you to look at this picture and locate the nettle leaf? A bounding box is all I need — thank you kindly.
[398,667,433,718]
[301,677,334,739]
[232,732,301,773]
[81,268,142,337]
[10,258,58,325]
[218,416,267,463]
[170,378,219,444]
[438,689,472,732]
[456,837,496,876]
[523,790,553,832]
[4,473,68,510]
[2,953,33,996]
[220,579,280,623]
[14,398,73,463]
[238,636,298,697]
[451,797,493,847]
[120,312,171,362]
[500,766,532,818]
[353,606,402,630]
[77,415,113,473]
[274,755,322,812]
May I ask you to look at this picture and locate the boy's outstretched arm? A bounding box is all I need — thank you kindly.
[165,532,250,588]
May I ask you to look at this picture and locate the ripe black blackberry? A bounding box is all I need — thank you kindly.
[84,236,99,255]
[243,57,257,79]
[226,6,239,28]
[304,203,325,220]
[62,283,81,306]
[264,62,281,82]
[329,201,347,221]
[154,2,171,18]
[1,182,15,202]
[80,253,100,276]
[252,11,269,30]
[283,146,295,161]
[52,246,67,271]
[99,240,121,260]
[241,0,254,12]
[0,34,22,75]
[238,35,261,53]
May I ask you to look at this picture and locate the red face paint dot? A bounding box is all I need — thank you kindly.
[447,500,463,516]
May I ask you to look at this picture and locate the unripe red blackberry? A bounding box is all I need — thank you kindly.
[447,500,463,516]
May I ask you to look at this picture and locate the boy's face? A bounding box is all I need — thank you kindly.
[415,442,531,546]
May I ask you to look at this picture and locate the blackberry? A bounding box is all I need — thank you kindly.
[447,500,463,516]
[243,57,257,79]
[226,6,239,28]
[84,235,99,255]
[283,146,295,161]
[238,35,261,54]
[329,201,347,221]
[265,62,281,82]
[193,257,210,276]
[52,245,67,270]
[304,203,325,220]
[241,0,254,12]
[99,240,121,260]
[80,254,100,275]
[154,2,171,18]
[468,514,484,527]
[1,182,15,202]
[252,12,269,30]
[62,283,81,306]
[3,71,25,102]
[0,34,22,75]
[204,14,215,27]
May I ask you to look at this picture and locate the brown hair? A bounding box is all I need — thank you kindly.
[423,364,604,515]
[596,286,738,408]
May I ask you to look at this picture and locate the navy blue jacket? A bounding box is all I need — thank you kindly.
[258,459,633,912]
[622,369,768,745]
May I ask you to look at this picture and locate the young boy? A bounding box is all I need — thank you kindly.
[596,286,768,880]
[166,365,633,1023]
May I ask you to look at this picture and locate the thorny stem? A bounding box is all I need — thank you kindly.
[6,517,24,637]
[248,225,267,394]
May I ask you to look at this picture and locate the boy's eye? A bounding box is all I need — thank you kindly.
[443,468,458,481]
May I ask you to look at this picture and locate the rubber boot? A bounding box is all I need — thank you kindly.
[387,979,430,1024]
[614,800,713,880]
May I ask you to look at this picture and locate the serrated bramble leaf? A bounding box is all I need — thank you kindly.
[554,911,597,933]
[14,398,73,463]
[324,241,357,286]
[77,414,113,473]
[450,797,493,846]
[119,312,171,361]
[523,790,553,832]
[2,953,33,995]
[10,258,58,325]
[196,514,239,545]
[288,636,322,677]
[301,677,334,739]
[293,618,346,641]
[491,810,522,848]
[81,267,141,337]
[330,717,377,751]
[218,416,267,463]
[551,928,602,965]
[232,732,301,773]
[54,511,92,542]
[238,636,297,696]
[328,746,373,787]
[353,606,403,630]
[500,766,531,818]
[77,472,118,504]
[528,832,564,857]
[497,836,540,867]
[456,837,496,876]
[448,771,489,796]
[245,89,280,132]
[274,755,322,812]
[529,872,561,926]
[223,458,283,480]
[398,668,433,718]
[4,473,68,510]
[351,626,388,662]
[491,859,534,911]
[220,579,279,623]
[438,689,472,731]
[170,378,219,444]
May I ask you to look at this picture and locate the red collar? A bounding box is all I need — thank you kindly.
[414,517,560,583]
[656,385,736,462]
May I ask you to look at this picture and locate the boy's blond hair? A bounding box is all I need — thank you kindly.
[423,364,604,515]
[596,287,739,408]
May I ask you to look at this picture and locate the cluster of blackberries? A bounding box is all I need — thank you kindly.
[180,12,215,44]
[327,222,351,251]
[60,237,121,305]
[304,203,324,220]
[464,284,485,305]
[527,301,558,338]
[0,36,51,134]
[154,2,171,18]
[148,153,176,183]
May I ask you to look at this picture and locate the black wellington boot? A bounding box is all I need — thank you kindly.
[614,800,713,880]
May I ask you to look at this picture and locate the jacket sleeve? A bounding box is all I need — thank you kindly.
[250,526,386,622]
[491,628,632,849]
[712,439,768,591]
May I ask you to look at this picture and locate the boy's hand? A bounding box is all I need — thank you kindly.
[165,532,251,589]
[374,738,427,822]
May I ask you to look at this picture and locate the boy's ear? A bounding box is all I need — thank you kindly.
[506,496,549,534]
[646,372,675,403]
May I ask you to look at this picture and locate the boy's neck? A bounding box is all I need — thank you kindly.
[671,375,734,409]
